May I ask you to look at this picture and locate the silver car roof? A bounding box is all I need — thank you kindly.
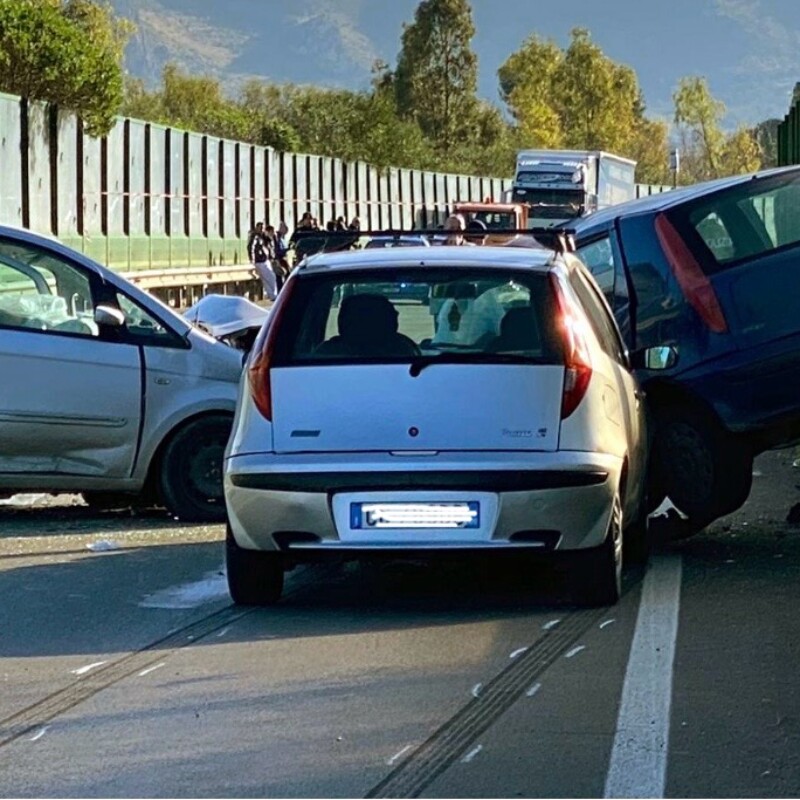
[297,244,558,274]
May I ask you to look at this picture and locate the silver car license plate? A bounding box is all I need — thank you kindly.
[350,502,480,530]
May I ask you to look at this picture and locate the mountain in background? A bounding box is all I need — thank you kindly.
[112,0,799,126]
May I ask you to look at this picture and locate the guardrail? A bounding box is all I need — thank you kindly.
[125,265,265,309]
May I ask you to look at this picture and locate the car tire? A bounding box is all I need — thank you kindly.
[651,408,752,536]
[572,494,623,607]
[158,415,232,523]
[623,497,651,566]
[226,526,284,605]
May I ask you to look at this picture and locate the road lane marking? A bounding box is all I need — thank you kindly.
[471,683,482,698]
[461,745,482,763]
[526,683,542,697]
[387,745,413,766]
[604,554,682,799]
[216,627,230,638]
[543,619,561,630]
[137,663,165,677]
[70,661,108,676]
[509,647,528,659]
[600,619,616,629]
[565,645,586,658]
[28,727,48,742]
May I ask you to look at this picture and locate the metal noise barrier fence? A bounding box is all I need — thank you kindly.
[0,93,512,278]
[778,88,800,166]
[0,91,671,300]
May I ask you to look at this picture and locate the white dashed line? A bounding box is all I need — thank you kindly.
[471,683,483,698]
[138,662,166,677]
[600,619,616,629]
[70,661,108,676]
[604,555,682,799]
[526,683,542,697]
[543,619,561,630]
[216,627,230,638]
[461,745,483,763]
[565,645,586,658]
[509,647,528,659]
[387,745,413,765]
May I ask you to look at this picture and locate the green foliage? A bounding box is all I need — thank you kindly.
[0,0,133,136]
[752,118,780,169]
[394,0,480,155]
[0,0,770,187]
[497,28,671,183]
[674,76,761,181]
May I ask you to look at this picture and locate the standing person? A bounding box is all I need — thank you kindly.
[248,221,277,301]
[274,221,290,290]
[442,213,474,246]
[349,216,361,232]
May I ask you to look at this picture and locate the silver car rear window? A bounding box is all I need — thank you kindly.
[272,268,564,366]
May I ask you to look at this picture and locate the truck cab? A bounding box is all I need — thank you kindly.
[452,201,529,243]
[512,150,637,228]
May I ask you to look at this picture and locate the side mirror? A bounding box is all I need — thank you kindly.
[630,345,678,371]
[95,304,126,328]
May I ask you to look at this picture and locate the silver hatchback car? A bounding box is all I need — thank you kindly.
[224,242,655,606]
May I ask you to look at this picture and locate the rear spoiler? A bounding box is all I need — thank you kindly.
[289,227,577,258]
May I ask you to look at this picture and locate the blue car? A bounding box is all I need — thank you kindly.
[572,166,800,535]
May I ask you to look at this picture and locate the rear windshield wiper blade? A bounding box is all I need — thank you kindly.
[408,352,543,377]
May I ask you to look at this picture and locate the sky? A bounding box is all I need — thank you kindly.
[352,0,800,125]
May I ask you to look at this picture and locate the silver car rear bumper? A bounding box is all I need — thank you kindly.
[225,451,623,555]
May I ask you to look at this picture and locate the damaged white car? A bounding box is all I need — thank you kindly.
[0,225,262,521]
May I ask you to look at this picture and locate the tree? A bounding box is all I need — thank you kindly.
[553,29,642,153]
[673,77,727,180]
[498,34,564,148]
[394,0,480,154]
[752,118,780,169]
[721,126,761,175]
[674,76,761,181]
[497,28,671,182]
[0,0,133,136]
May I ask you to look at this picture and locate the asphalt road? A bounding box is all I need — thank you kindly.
[1,449,799,798]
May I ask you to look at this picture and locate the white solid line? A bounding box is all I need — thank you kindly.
[509,647,528,659]
[526,682,542,697]
[471,683,483,698]
[461,745,483,763]
[600,619,616,629]
[604,554,682,799]
[29,727,49,742]
[565,645,586,658]
[543,619,561,630]
[387,745,413,766]
[138,662,166,677]
[70,661,108,676]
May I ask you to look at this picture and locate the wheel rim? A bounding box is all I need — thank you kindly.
[185,439,225,503]
[612,496,623,592]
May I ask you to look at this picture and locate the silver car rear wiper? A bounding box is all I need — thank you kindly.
[408,352,543,377]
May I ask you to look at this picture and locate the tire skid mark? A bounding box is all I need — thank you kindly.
[366,606,608,799]
[0,606,251,750]
[0,562,335,751]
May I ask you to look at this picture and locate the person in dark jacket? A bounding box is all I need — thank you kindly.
[248,221,277,300]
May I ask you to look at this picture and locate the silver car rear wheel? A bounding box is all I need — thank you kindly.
[225,527,284,606]
[572,493,622,607]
